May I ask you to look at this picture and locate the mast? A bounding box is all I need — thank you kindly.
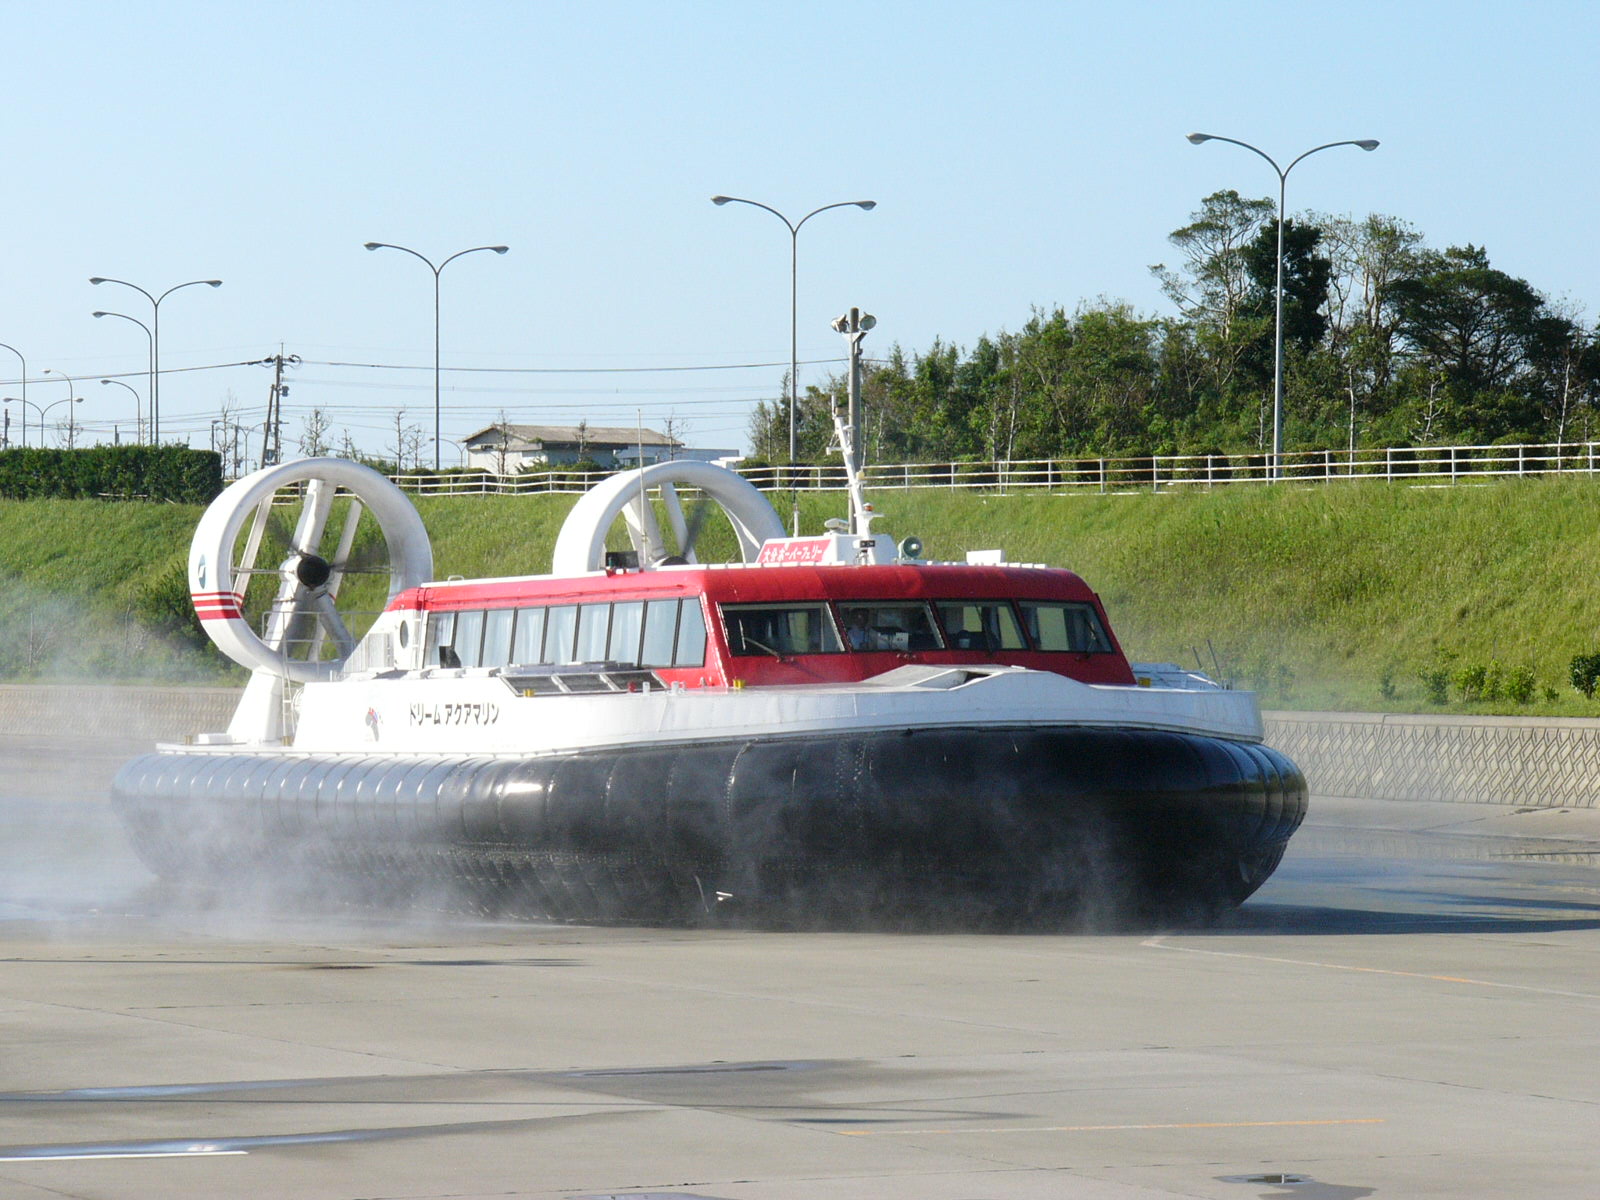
[829,307,876,535]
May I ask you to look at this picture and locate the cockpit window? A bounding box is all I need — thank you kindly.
[1017,600,1114,653]
[837,603,944,652]
[936,601,1027,652]
[721,603,843,657]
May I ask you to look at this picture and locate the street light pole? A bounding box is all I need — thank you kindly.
[18,393,83,448]
[2,397,37,447]
[430,436,468,468]
[42,370,83,449]
[1186,133,1378,480]
[363,242,510,471]
[710,195,877,470]
[92,311,154,442]
[100,378,143,442]
[88,277,222,445]
[0,341,26,447]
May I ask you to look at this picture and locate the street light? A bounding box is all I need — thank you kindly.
[430,436,468,468]
[0,400,32,451]
[711,195,877,475]
[92,311,154,441]
[0,341,26,447]
[100,378,143,443]
[42,370,84,448]
[1187,132,1378,479]
[8,392,82,448]
[363,241,510,470]
[88,276,222,445]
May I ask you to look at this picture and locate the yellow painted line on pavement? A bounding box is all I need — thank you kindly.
[1142,937,1600,1000]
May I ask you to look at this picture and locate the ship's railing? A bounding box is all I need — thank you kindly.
[371,442,1600,497]
[260,614,392,674]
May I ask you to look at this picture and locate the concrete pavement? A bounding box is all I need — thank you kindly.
[1,749,1598,1198]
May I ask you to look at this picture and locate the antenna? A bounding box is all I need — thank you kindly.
[830,310,877,536]
[830,398,876,540]
[636,410,651,564]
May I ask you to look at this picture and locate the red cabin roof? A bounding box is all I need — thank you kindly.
[390,562,1136,687]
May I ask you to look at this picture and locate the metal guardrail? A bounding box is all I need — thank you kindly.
[372,442,1600,497]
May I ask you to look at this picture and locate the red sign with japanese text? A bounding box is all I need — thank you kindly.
[756,537,832,566]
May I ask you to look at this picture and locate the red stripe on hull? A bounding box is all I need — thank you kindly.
[193,592,244,621]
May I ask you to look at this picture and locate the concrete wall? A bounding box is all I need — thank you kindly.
[5,685,1597,809]
[0,683,241,745]
[1264,711,1600,808]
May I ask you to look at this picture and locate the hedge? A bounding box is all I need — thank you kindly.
[0,446,224,503]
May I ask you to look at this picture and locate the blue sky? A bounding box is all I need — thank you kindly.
[2,0,1595,457]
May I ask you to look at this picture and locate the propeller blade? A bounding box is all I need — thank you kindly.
[658,482,708,564]
[268,585,318,658]
[290,479,336,558]
[681,495,712,561]
[263,482,336,651]
[622,491,666,563]
[660,483,690,557]
[324,498,365,583]
[236,498,274,579]
[308,499,364,660]
[308,588,357,659]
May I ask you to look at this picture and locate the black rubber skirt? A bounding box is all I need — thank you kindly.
[112,726,1307,927]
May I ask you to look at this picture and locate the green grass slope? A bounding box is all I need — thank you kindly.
[4,477,1599,713]
[880,477,1600,713]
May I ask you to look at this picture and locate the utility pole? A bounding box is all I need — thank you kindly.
[259,349,301,467]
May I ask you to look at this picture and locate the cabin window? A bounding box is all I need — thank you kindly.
[452,609,486,668]
[424,599,703,671]
[575,604,612,663]
[837,603,943,652]
[609,601,645,665]
[1017,601,1114,653]
[426,611,457,667]
[545,604,579,664]
[675,599,707,667]
[512,606,545,664]
[483,608,516,668]
[640,599,680,668]
[936,601,1027,652]
[722,603,843,657]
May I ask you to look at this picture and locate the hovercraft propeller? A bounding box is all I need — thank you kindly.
[190,458,433,684]
[551,459,785,574]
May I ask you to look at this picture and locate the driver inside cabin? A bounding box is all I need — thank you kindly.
[846,608,871,650]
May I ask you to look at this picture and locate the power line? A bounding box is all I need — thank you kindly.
[299,356,845,374]
[3,351,858,390]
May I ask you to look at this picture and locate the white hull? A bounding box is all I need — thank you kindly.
[206,664,1266,759]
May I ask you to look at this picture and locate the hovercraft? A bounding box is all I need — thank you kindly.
[113,428,1306,926]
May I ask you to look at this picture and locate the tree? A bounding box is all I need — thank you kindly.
[488,409,516,474]
[1388,245,1562,440]
[1241,217,1333,356]
[1057,303,1162,452]
[298,408,330,458]
[1390,245,1548,392]
[660,411,689,460]
[387,408,424,470]
[1152,189,1276,401]
[1317,213,1422,371]
[746,395,785,461]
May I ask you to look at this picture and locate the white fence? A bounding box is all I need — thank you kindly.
[384,442,1600,497]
